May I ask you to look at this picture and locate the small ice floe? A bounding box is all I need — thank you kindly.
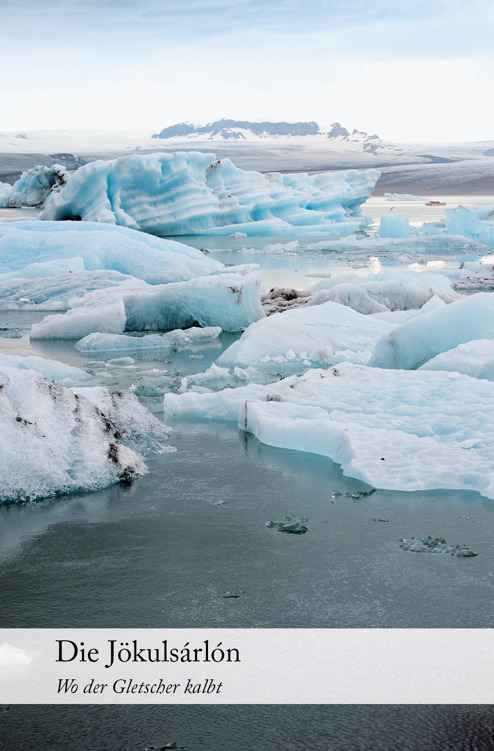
[331,489,376,499]
[399,537,478,557]
[219,591,244,598]
[0,328,23,339]
[265,516,308,534]
[208,498,226,506]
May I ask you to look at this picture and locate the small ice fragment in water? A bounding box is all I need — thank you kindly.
[345,489,376,499]
[0,329,23,339]
[209,499,226,505]
[331,490,342,499]
[265,516,308,534]
[219,591,244,598]
[399,537,478,557]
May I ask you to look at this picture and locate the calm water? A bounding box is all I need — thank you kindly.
[1,206,494,749]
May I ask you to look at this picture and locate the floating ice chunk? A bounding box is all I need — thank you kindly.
[384,193,426,201]
[216,301,395,374]
[308,270,457,315]
[0,221,222,283]
[31,300,127,340]
[40,152,379,237]
[0,328,23,339]
[76,326,222,353]
[0,270,145,311]
[473,205,494,221]
[0,181,13,206]
[3,164,67,208]
[0,353,90,387]
[378,213,410,238]
[265,516,308,534]
[370,292,494,370]
[419,339,494,381]
[444,206,494,247]
[0,365,171,503]
[399,537,477,557]
[31,270,263,339]
[164,363,494,499]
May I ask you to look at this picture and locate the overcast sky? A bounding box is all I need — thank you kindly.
[1,0,492,142]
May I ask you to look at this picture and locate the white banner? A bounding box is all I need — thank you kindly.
[0,629,492,704]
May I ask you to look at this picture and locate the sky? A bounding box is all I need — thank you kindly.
[0,0,493,143]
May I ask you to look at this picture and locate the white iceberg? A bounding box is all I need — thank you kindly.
[370,292,494,370]
[30,269,263,339]
[419,339,494,381]
[40,152,379,237]
[216,300,394,373]
[0,352,90,387]
[0,356,171,503]
[308,270,457,315]
[0,220,222,284]
[75,326,222,353]
[164,363,494,499]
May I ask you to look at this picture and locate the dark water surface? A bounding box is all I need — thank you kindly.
[1,246,493,748]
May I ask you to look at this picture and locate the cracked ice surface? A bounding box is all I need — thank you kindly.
[164,363,494,499]
[0,355,171,503]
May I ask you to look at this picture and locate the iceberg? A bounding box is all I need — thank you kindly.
[0,221,222,284]
[30,269,263,339]
[384,193,426,201]
[369,292,494,370]
[307,270,457,315]
[1,164,67,208]
[0,270,142,311]
[164,363,494,499]
[0,352,90,387]
[40,152,379,237]
[215,301,398,373]
[419,339,494,381]
[0,357,171,503]
[444,206,494,247]
[378,213,410,238]
[75,326,222,354]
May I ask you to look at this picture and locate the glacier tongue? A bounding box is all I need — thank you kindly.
[40,152,379,237]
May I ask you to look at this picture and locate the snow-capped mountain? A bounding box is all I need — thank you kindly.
[152,119,401,154]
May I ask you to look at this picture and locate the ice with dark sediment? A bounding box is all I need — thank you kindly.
[0,354,172,503]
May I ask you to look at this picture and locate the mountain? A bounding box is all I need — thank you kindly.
[152,118,400,154]
[153,119,321,140]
